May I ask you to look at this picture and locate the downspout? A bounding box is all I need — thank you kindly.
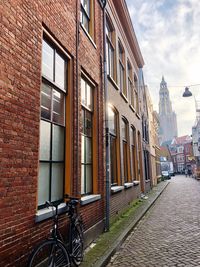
[76,0,80,196]
[102,0,110,232]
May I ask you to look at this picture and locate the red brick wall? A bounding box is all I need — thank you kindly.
[0,1,105,266]
[110,186,141,219]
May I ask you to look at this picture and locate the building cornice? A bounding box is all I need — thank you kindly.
[110,0,144,68]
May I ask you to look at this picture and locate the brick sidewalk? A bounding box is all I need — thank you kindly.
[106,175,200,267]
[81,180,169,267]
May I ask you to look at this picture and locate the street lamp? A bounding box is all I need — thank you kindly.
[182,87,192,97]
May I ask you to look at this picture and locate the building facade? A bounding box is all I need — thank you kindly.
[158,76,178,144]
[0,1,105,265]
[105,0,147,219]
[170,135,193,173]
[146,88,160,186]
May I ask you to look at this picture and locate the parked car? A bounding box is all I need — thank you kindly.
[161,171,171,180]
[169,170,175,176]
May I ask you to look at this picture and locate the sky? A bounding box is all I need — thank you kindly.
[126,0,200,137]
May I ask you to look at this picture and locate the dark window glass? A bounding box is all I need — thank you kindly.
[122,119,128,183]
[81,0,90,32]
[81,78,93,195]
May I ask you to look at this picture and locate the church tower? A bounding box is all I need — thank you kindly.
[158,76,178,144]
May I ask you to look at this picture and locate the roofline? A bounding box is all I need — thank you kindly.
[112,0,144,68]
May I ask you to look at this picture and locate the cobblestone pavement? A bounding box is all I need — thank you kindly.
[106,176,200,267]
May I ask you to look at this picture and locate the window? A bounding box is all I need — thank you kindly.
[138,131,144,192]
[106,18,115,80]
[134,74,139,113]
[108,106,118,185]
[38,38,67,208]
[81,78,93,195]
[80,0,94,38]
[127,61,134,107]
[122,118,129,183]
[130,126,137,180]
[118,42,126,97]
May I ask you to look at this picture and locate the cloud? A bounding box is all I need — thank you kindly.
[126,0,200,136]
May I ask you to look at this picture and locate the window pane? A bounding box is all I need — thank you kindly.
[123,142,128,182]
[86,165,92,193]
[110,47,114,78]
[106,22,112,40]
[85,137,92,163]
[81,79,86,106]
[110,136,117,184]
[42,40,54,81]
[106,40,110,75]
[122,120,127,140]
[82,13,89,32]
[85,111,92,136]
[40,120,51,160]
[41,83,51,120]
[55,52,66,91]
[86,84,93,110]
[38,163,50,206]
[51,163,64,201]
[52,125,64,161]
[81,135,85,163]
[81,109,85,134]
[52,90,65,125]
[108,107,116,135]
[81,165,85,195]
[81,0,90,16]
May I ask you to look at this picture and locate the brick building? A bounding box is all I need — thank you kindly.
[0,0,105,266]
[105,0,148,219]
[0,0,149,265]
[169,135,193,173]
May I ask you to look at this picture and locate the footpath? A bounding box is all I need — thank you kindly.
[80,180,170,267]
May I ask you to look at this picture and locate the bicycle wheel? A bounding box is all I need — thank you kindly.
[71,225,84,266]
[28,239,70,267]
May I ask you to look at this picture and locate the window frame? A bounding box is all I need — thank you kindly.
[106,16,116,81]
[134,74,139,114]
[127,60,134,108]
[80,74,98,196]
[130,126,138,180]
[80,0,94,39]
[118,41,126,97]
[121,117,131,183]
[38,33,71,209]
[108,105,121,186]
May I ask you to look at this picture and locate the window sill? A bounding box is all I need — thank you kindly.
[120,92,129,103]
[80,24,97,49]
[81,194,101,206]
[107,75,119,90]
[35,203,66,223]
[133,180,140,186]
[111,185,124,193]
[124,182,133,189]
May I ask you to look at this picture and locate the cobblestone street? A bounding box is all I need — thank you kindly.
[106,175,200,267]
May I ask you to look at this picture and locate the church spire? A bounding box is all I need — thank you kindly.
[158,76,178,144]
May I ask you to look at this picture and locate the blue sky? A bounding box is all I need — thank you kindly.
[126,0,200,136]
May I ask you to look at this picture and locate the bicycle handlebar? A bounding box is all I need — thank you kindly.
[64,194,80,201]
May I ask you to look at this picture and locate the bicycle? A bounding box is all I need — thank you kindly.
[28,195,84,267]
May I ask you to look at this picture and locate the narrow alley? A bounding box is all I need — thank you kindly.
[107,175,200,267]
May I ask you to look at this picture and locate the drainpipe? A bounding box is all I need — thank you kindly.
[76,0,80,196]
[101,0,110,232]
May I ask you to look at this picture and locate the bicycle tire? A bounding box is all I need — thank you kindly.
[28,239,70,267]
[71,224,84,266]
